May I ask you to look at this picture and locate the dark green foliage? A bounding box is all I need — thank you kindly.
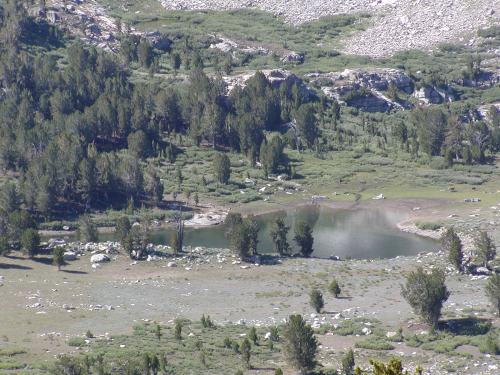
[0,235,9,256]
[328,279,341,298]
[137,39,153,68]
[248,327,258,345]
[174,320,182,340]
[283,314,317,373]
[115,216,131,244]
[213,153,231,184]
[201,314,215,329]
[170,214,184,255]
[485,274,500,315]
[441,227,463,271]
[341,349,355,375]
[260,136,287,178]
[479,332,500,355]
[223,337,232,348]
[269,326,280,342]
[245,214,259,256]
[127,130,152,159]
[412,107,447,157]
[20,228,39,258]
[225,213,259,259]
[240,338,251,368]
[154,324,161,341]
[270,217,291,256]
[401,267,450,328]
[357,358,423,375]
[294,220,314,257]
[474,231,496,267]
[295,104,318,149]
[52,247,65,271]
[6,210,36,243]
[309,289,324,313]
[123,223,150,259]
[0,183,20,213]
[77,215,98,243]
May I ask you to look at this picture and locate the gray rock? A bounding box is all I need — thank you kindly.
[90,254,110,263]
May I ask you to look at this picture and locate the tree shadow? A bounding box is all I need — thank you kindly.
[0,263,33,270]
[439,317,492,336]
[31,256,53,266]
[250,254,282,266]
[61,270,88,275]
[4,254,25,260]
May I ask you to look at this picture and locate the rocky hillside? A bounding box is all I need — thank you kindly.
[159,0,499,56]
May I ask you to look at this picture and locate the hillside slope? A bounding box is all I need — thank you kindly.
[159,0,499,56]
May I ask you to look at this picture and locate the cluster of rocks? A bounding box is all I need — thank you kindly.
[160,0,498,57]
[210,36,270,57]
[224,69,314,99]
[184,211,227,226]
[37,0,121,51]
[39,1,171,53]
[210,35,304,64]
[307,68,448,112]
[343,0,498,57]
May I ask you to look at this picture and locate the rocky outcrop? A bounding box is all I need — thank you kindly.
[44,0,121,52]
[476,102,500,123]
[413,85,457,105]
[210,36,270,57]
[281,51,304,64]
[224,69,314,99]
[307,68,412,112]
[308,68,413,93]
[43,1,170,52]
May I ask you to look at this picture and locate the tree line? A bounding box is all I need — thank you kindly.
[0,3,321,224]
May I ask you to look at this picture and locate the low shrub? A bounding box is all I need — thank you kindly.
[67,337,86,347]
[355,338,394,350]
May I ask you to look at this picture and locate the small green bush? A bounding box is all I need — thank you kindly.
[416,221,442,231]
[67,337,86,347]
[354,338,394,350]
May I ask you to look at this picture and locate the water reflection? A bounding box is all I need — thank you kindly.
[143,206,438,259]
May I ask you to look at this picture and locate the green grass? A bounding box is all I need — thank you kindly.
[416,221,443,231]
[354,337,394,351]
[67,337,87,347]
[85,321,283,374]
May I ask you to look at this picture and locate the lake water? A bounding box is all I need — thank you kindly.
[143,206,439,259]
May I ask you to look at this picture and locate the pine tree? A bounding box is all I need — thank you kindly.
[401,267,449,329]
[294,220,314,257]
[53,247,65,271]
[309,289,324,313]
[475,231,496,267]
[248,327,258,345]
[328,279,341,298]
[283,315,317,374]
[77,215,98,243]
[240,338,251,369]
[441,227,463,271]
[270,217,290,256]
[341,349,355,375]
[20,228,40,258]
[485,274,500,315]
[213,153,231,184]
